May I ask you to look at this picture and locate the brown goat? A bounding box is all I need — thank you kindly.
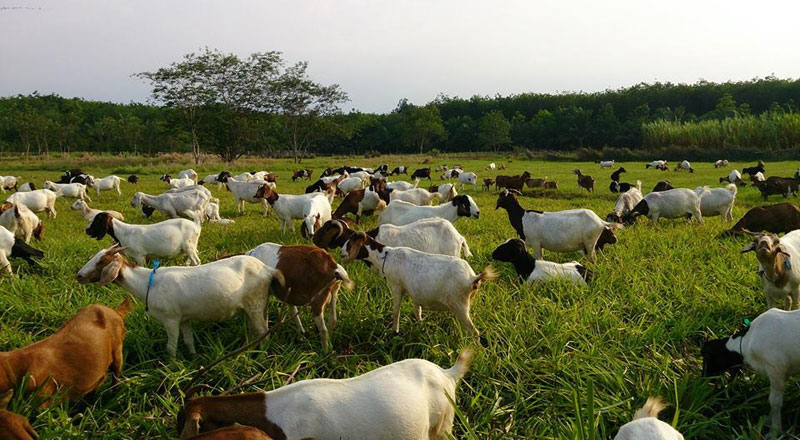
[0,299,132,404]
[573,169,594,192]
[332,179,389,222]
[291,169,313,181]
[524,178,546,188]
[495,171,531,192]
[722,203,800,236]
[188,425,276,440]
[543,181,558,190]
[482,178,495,191]
[754,177,800,200]
[0,391,36,440]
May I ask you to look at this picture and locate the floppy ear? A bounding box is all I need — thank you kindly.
[98,256,124,286]
[180,413,202,439]
[741,241,757,253]
[0,390,12,410]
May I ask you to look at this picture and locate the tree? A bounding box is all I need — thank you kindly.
[397,103,445,153]
[477,110,511,152]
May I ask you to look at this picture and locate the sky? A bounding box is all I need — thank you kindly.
[1,0,799,113]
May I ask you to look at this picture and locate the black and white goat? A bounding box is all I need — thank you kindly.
[492,238,591,286]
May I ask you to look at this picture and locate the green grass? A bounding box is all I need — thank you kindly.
[1,154,799,439]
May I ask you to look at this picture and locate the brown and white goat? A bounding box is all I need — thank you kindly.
[0,391,37,440]
[722,203,800,236]
[0,298,132,403]
[186,425,276,440]
[246,243,354,348]
[573,169,594,192]
[331,179,390,223]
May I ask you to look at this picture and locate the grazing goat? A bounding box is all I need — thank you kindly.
[77,245,283,359]
[178,169,199,183]
[342,232,495,335]
[597,160,615,168]
[741,231,800,310]
[458,171,478,190]
[625,188,703,224]
[525,178,546,188]
[378,195,480,226]
[89,175,122,196]
[720,169,746,186]
[543,180,558,189]
[131,189,210,223]
[714,159,729,168]
[177,349,472,440]
[389,165,407,175]
[314,217,471,258]
[483,178,494,191]
[57,169,88,184]
[652,180,673,192]
[390,188,439,206]
[0,391,37,440]
[495,190,620,262]
[742,162,766,176]
[492,238,591,286]
[441,168,460,179]
[300,193,332,238]
[486,162,496,170]
[291,169,313,181]
[0,225,44,275]
[332,180,390,222]
[386,180,417,191]
[722,203,800,236]
[86,212,201,265]
[410,167,431,180]
[646,160,668,169]
[246,243,353,348]
[0,298,132,402]
[226,180,271,216]
[695,184,736,221]
[6,190,57,218]
[674,160,694,172]
[495,171,531,192]
[753,176,800,200]
[127,175,138,184]
[0,203,43,243]
[16,182,34,192]
[573,169,594,192]
[750,171,766,183]
[610,179,640,194]
[606,186,644,224]
[43,181,91,201]
[702,308,800,434]
[336,176,367,196]
[264,188,331,234]
[167,177,196,189]
[428,183,458,202]
[613,397,683,440]
[0,176,21,193]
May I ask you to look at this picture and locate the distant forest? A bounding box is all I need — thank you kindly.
[1,49,799,162]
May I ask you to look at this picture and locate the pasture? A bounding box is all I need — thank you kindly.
[1,154,799,439]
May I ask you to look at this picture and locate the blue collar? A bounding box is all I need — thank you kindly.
[145,260,161,312]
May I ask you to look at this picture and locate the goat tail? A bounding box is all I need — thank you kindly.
[114,296,134,319]
[473,265,498,289]
[270,269,286,290]
[725,183,738,195]
[445,349,474,383]
[634,397,667,420]
[636,180,642,192]
[335,264,355,290]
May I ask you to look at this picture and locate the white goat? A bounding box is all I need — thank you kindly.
[177,169,198,183]
[614,397,683,440]
[168,177,196,189]
[265,188,331,233]
[320,173,347,184]
[701,308,800,434]
[337,176,367,195]
[204,202,234,225]
[752,171,766,182]
[6,189,57,218]
[628,188,703,224]
[225,179,271,216]
[342,232,496,336]
[0,176,21,193]
[43,181,91,201]
[726,169,743,183]
[177,349,473,440]
[714,159,729,168]
[301,193,332,238]
[431,183,458,202]
[486,162,496,170]
[695,184,736,221]
[676,160,694,172]
[492,238,591,286]
[598,160,615,168]
[386,180,417,191]
[457,172,478,190]
[16,182,35,192]
[89,175,122,196]
[201,174,225,189]
[85,212,201,266]
[76,244,283,359]
[69,199,125,224]
[389,188,439,206]
[606,186,643,223]
[0,202,42,243]
[378,195,480,226]
[131,190,210,223]
[741,231,800,310]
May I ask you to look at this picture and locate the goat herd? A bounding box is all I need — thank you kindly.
[1,158,800,439]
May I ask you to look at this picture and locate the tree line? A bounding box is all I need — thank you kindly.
[1,48,799,162]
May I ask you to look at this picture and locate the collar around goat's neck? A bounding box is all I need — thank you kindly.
[759,251,789,287]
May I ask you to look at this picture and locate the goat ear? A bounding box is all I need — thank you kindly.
[741,241,757,253]
[180,413,202,439]
[0,390,12,410]
[98,256,123,286]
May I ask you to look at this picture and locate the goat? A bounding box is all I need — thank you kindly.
[483,178,495,191]
[610,179,640,194]
[702,308,800,434]
[646,160,668,169]
[742,163,766,176]
[0,297,132,402]
[178,169,199,183]
[495,190,620,262]
[525,178,546,188]
[625,188,703,224]
[486,162,496,170]
[313,217,471,258]
[492,238,591,286]
[168,177,196,189]
[410,167,431,180]
[342,232,495,335]
[264,188,331,233]
[613,397,683,440]
[300,193,332,238]
[606,186,644,224]
[457,171,478,190]
[6,190,57,218]
[719,169,746,186]
[441,169,460,180]
[0,203,43,243]
[495,171,531,192]
[204,202,234,225]
[753,176,800,200]
[389,188,440,206]
[246,243,353,348]
[0,391,37,440]
[722,203,800,236]
[378,195,480,226]
[336,176,367,196]
[43,181,91,201]
[386,180,417,191]
[573,169,594,192]
[674,160,694,173]
[741,231,800,310]
[389,165,407,175]
[77,245,283,359]
[596,160,615,168]
[85,212,201,265]
[543,181,558,189]
[291,169,313,181]
[89,175,122,196]
[696,184,736,221]
[177,349,472,440]
[714,159,729,168]
[750,171,766,183]
[0,225,44,275]
[127,175,138,185]
[652,180,673,192]
[225,180,271,217]
[131,189,210,223]
[15,183,34,192]
[332,181,390,223]
[427,183,458,202]
[0,176,21,193]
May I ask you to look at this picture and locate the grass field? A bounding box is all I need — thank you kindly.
[1,154,799,439]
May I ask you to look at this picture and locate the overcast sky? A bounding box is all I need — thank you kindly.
[1,0,798,113]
